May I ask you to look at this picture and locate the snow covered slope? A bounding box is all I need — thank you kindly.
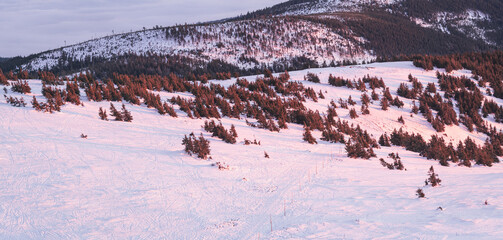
[23,18,371,72]
[411,9,496,46]
[1,62,503,239]
[238,0,502,50]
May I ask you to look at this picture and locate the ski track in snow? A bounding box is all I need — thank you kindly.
[1,62,503,239]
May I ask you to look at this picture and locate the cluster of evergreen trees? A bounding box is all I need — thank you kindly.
[11,80,31,94]
[382,128,501,167]
[182,133,211,159]
[4,95,26,107]
[380,153,405,170]
[30,96,59,113]
[203,120,238,144]
[107,103,133,122]
[413,51,503,98]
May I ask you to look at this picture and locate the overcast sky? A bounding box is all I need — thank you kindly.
[0,0,284,57]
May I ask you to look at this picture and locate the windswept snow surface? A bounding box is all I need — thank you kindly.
[1,62,503,239]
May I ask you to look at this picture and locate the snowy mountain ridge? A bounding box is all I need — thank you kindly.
[2,0,498,75]
[241,0,501,48]
[23,18,371,72]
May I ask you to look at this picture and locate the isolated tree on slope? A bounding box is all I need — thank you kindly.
[426,166,441,187]
[303,124,317,144]
[99,107,108,121]
[380,97,389,111]
[122,104,133,122]
[230,124,238,138]
[31,96,41,111]
[109,103,122,121]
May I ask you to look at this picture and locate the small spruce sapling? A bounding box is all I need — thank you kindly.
[398,116,405,124]
[349,108,358,119]
[416,188,425,198]
[122,104,133,122]
[99,107,108,121]
[426,166,442,187]
[380,97,389,110]
[303,125,317,144]
[110,103,122,121]
[230,124,238,138]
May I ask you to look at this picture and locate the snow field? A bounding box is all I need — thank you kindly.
[1,62,502,239]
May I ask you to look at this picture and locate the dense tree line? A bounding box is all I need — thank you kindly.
[384,128,501,167]
[302,11,491,58]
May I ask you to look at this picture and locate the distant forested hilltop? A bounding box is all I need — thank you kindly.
[1,0,501,76]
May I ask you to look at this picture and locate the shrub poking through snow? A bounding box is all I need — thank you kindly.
[230,124,238,138]
[328,74,348,87]
[380,97,389,110]
[10,80,31,94]
[107,103,133,122]
[426,166,441,187]
[30,96,58,113]
[203,120,237,144]
[389,153,405,170]
[349,108,358,119]
[318,90,325,99]
[4,95,26,107]
[320,125,345,143]
[304,72,320,83]
[398,116,405,124]
[244,139,260,145]
[345,138,376,159]
[378,133,391,147]
[110,103,123,121]
[303,125,317,144]
[216,162,230,170]
[182,133,211,159]
[380,153,405,170]
[348,96,356,106]
[416,188,425,198]
[361,104,370,115]
[411,101,419,114]
[361,93,370,106]
[392,97,404,108]
[162,102,178,117]
[371,90,379,101]
[121,104,133,122]
[380,158,394,170]
[99,107,108,121]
